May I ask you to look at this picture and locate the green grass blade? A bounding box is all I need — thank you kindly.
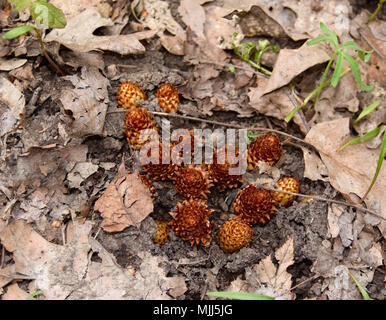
[339,126,381,151]
[331,52,343,87]
[285,103,305,122]
[346,268,372,300]
[342,40,373,62]
[207,291,275,300]
[307,35,330,46]
[2,25,35,39]
[361,129,386,201]
[354,100,381,125]
[343,52,374,92]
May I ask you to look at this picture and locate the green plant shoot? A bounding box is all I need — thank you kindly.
[346,268,372,300]
[285,22,374,123]
[3,0,66,75]
[27,289,43,300]
[339,99,385,201]
[230,32,279,76]
[246,131,260,145]
[354,100,381,125]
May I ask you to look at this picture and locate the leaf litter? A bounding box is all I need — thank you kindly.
[0,0,385,300]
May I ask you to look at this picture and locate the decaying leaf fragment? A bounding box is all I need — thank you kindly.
[0,76,25,136]
[227,237,295,299]
[0,220,186,299]
[143,0,186,55]
[60,66,109,137]
[94,162,154,232]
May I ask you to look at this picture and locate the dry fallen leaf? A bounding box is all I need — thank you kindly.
[67,162,99,189]
[182,3,242,63]
[143,0,186,56]
[312,219,383,299]
[260,42,330,96]
[60,66,109,137]
[9,145,88,186]
[94,162,154,232]
[0,220,186,299]
[228,237,295,299]
[301,147,329,181]
[50,0,106,19]
[1,283,29,300]
[248,81,307,133]
[0,265,16,291]
[222,0,351,41]
[305,118,386,226]
[0,76,25,136]
[45,8,156,55]
[0,220,91,299]
[0,58,27,71]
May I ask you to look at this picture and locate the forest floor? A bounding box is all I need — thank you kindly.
[0,0,385,300]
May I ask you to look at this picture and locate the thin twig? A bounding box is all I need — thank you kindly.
[35,29,64,76]
[262,186,385,221]
[290,274,319,291]
[107,109,316,149]
[195,59,270,79]
[150,111,312,146]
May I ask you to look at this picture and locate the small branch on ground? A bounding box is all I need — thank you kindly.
[262,186,384,221]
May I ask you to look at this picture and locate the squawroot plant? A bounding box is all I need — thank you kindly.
[285,22,374,122]
[339,100,385,201]
[2,0,67,75]
[229,32,280,76]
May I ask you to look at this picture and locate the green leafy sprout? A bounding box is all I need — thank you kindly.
[339,100,385,201]
[285,22,374,123]
[230,32,280,76]
[3,0,67,75]
[246,130,260,145]
[207,291,275,300]
[26,289,43,300]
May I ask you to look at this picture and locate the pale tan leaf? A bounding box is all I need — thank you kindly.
[222,0,351,40]
[45,8,156,55]
[0,76,25,121]
[143,0,186,56]
[0,220,185,299]
[305,118,386,224]
[0,58,27,71]
[228,237,295,299]
[50,0,105,19]
[94,163,154,232]
[261,43,330,96]
[1,283,28,300]
[60,66,109,137]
